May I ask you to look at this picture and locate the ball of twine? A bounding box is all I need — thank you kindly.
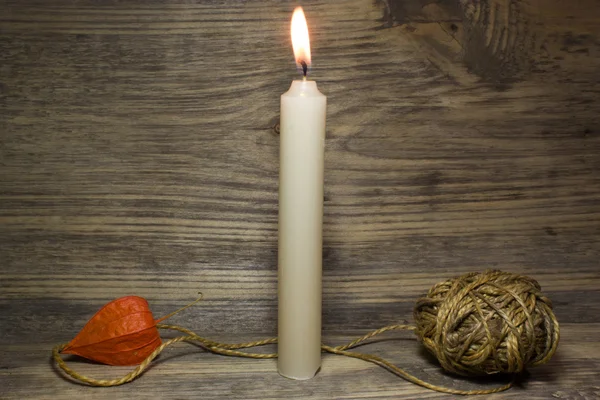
[414,270,560,376]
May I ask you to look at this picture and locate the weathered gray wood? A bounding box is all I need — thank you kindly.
[1,325,599,399]
[1,0,599,398]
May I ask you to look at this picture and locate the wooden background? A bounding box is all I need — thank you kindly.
[1,0,599,398]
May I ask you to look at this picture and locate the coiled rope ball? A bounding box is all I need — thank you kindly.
[414,270,560,377]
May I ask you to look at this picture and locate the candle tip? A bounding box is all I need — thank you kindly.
[300,60,308,78]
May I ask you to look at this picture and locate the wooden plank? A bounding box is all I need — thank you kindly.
[2,272,600,339]
[1,324,599,399]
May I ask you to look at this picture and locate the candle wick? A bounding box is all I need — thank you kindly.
[300,60,308,78]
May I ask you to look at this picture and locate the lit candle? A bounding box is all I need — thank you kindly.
[277,7,327,381]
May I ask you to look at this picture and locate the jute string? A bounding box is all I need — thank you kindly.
[52,270,559,396]
[53,323,510,395]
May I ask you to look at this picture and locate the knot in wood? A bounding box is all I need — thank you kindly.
[414,270,559,376]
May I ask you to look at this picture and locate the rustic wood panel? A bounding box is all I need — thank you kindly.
[1,0,599,398]
[1,324,599,399]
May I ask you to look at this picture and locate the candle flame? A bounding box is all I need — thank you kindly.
[291,7,311,69]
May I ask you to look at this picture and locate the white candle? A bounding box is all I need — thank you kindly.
[277,7,327,381]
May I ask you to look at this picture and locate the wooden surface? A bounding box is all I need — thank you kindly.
[1,0,599,398]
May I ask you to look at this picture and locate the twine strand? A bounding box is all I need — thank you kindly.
[333,324,415,352]
[154,293,204,324]
[320,345,514,395]
[53,323,512,395]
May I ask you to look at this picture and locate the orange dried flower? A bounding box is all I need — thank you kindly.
[61,296,161,366]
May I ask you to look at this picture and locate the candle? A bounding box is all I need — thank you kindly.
[277,7,327,381]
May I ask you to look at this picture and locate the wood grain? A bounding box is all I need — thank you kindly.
[1,0,599,398]
[1,324,599,399]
